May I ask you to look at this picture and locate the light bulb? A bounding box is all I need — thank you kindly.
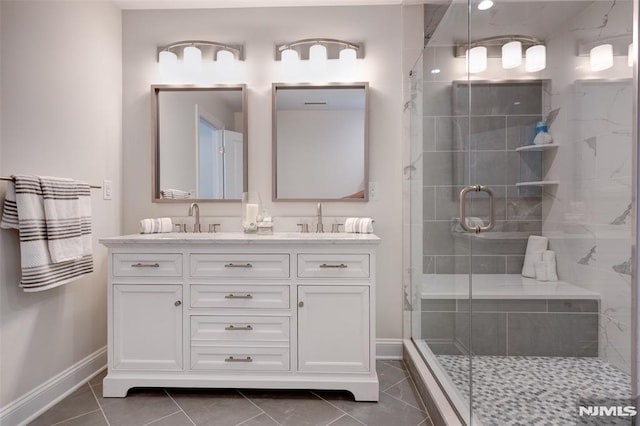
[158,50,177,78]
[477,0,493,10]
[467,46,487,73]
[309,44,327,64]
[281,48,299,65]
[590,44,613,71]
[502,41,522,69]
[183,45,202,73]
[216,49,234,66]
[525,45,546,72]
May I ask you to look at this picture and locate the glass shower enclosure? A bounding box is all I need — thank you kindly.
[408,0,635,423]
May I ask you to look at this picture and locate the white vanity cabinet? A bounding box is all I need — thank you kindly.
[100,233,380,401]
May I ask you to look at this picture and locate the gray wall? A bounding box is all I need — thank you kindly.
[422,76,544,274]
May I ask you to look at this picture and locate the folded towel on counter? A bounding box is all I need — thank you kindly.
[40,176,92,263]
[534,261,548,281]
[140,217,173,234]
[542,250,558,281]
[344,217,374,233]
[160,188,191,199]
[0,175,94,292]
[522,235,548,278]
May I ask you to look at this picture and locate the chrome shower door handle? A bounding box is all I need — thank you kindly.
[458,185,495,234]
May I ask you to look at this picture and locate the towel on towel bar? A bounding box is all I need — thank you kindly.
[160,188,191,199]
[344,217,374,234]
[0,175,93,292]
[140,217,173,234]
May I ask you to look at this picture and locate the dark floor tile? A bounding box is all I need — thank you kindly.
[328,414,366,425]
[376,360,410,391]
[380,360,407,371]
[146,411,194,426]
[89,369,107,387]
[383,378,426,412]
[51,410,107,426]
[241,389,343,426]
[168,388,261,426]
[316,391,427,426]
[94,385,180,426]
[237,413,278,425]
[29,385,99,426]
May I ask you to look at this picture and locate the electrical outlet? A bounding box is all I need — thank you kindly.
[103,180,113,200]
[368,182,379,200]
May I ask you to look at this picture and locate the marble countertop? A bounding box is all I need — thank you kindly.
[420,274,600,300]
[100,232,381,245]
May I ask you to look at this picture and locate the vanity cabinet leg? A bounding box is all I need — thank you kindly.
[102,378,131,398]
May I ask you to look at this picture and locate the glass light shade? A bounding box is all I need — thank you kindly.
[502,41,522,69]
[525,45,546,72]
[216,49,234,66]
[590,44,613,71]
[281,48,299,64]
[467,46,487,73]
[158,50,178,76]
[339,47,357,62]
[628,43,633,68]
[183,45,202,73]
[477,0,493,10]
[309,44,327,64]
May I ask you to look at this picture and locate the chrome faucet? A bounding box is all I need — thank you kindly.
[316,202,323,233]
[189,202,201,232]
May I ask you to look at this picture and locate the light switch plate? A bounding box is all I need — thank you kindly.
[368,182,379,200]
[103,180,113,200]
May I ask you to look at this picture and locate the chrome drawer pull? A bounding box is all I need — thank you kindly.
[225,356,253,363]
[319,263,348,268]
[224,263,253,268]
[224,294,253,299]
[225,325,253,331]
[131,262,160,268]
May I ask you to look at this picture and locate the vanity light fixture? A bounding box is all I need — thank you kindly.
[455,35,545,73]
[275,38,364,64]
[157,40,245,76]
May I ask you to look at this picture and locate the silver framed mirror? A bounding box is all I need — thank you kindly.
[151,84,248,202]
[272,82,369,201]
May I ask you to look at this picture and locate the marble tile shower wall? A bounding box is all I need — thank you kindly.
[422,76,544,274]
[542,0,633,374]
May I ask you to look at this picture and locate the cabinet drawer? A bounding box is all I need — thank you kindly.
[191,316,289,344]
[190,254,289,278]
[297,254,370,278]
[113,253,182,277]
[191,346,289,371]
[191,285,290,309]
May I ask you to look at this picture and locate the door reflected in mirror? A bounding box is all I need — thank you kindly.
[272,83,369,201]
[152,85,247,202]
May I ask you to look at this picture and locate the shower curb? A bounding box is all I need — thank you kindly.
[403,339,464,426]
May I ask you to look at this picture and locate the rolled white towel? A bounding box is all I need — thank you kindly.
[543,250,558,281]
[140,217,173,234]
[344,217,374,234]
[534,261,548,281]
[522,235,548,278]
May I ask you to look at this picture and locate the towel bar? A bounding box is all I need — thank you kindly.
[0,176,102,189]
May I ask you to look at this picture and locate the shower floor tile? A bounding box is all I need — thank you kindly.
[435,355,631,425]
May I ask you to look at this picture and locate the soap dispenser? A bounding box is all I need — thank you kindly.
[533,121,553,145]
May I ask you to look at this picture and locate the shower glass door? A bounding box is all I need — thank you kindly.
[412,0,634,423]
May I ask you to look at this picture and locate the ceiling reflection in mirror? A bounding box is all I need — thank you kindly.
[152,85,247,202]
[273,83,369,201]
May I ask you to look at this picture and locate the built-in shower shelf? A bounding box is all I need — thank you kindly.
[516,181,560,187]
[515,144,558,152]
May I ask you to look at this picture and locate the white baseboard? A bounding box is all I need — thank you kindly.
[376,338,404,359]
[0,346,107,426]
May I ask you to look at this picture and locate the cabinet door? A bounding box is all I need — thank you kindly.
[298,285,369,372]
[113,284,183,370]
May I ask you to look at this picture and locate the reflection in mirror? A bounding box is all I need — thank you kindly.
[152,85,247,202]
[273,83,368,201]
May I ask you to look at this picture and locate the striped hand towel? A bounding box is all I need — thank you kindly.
[344,217,374,234]
[0,175,93,292]
[140,217,173,233]
[160,188,191,199]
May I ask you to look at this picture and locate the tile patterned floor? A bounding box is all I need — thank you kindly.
[28,361,432,426]
[436,355,632,426]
